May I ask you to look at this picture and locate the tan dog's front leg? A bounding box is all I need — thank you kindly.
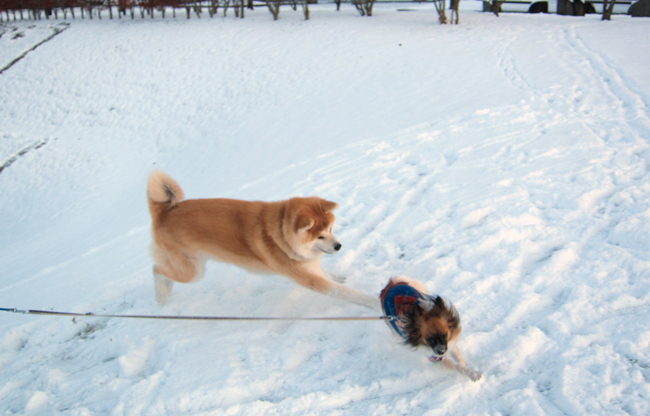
[328,282,380,310]
[284,266,379,310]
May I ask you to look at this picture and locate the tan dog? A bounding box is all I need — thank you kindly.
[147,170,377,309]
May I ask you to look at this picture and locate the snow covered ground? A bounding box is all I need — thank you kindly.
[1,3,649,415]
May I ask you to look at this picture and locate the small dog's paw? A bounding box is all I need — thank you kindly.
[467,369,482,382]
[331,275,347,284]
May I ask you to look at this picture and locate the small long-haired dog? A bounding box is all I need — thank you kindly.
[380,276,481,381]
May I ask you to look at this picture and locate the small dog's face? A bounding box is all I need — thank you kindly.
[421,315,455,362]
[286,197,341,260]
[405,295,462,362]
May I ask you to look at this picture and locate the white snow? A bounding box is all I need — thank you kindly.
[1,3,650,415]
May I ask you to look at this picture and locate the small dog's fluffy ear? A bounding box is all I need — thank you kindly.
[320,199,339,213]
[295,215,315,232]
[418,295,446,313]
[417,295,436,312]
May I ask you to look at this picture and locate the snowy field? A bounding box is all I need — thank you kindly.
[1,3,650,415]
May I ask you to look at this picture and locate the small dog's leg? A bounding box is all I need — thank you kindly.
[459,364,482,382]
[442,358,481,381]
[443,348,482,382]
[450,346,467,366]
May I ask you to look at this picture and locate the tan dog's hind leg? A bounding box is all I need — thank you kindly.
[154,267,174,305]
[152,254,205,305]
[443,347,482,382]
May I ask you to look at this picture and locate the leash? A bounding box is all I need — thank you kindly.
[0,307,392,322]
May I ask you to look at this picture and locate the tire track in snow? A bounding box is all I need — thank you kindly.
[563,24,650,140]
[495,28,532,92]
[478,27,650,416]
[0,138,48,175]
[538,26,650,235]
[560,25,650,242]
[0,23,69,76]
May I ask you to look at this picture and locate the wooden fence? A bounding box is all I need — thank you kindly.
[0,0,366,21]
[0,0,275,20]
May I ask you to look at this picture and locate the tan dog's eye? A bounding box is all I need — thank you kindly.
[318,236,325,239]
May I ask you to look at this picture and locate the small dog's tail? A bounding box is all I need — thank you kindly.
[147,170,184,224]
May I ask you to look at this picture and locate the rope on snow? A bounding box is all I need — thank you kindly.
[0,307,392,322]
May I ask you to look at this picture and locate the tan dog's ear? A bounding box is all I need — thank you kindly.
[321,199,339,213]
[295,215,315,232]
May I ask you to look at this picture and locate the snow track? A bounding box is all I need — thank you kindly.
[0,137,48,174]
[0,23,69,75]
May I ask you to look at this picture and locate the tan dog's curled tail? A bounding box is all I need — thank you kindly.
[147,170,185,224]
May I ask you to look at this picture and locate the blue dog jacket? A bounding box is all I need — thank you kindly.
[380,282,426,340]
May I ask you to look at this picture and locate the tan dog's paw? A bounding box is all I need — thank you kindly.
[331,275,346,284]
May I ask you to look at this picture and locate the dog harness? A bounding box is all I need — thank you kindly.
[380,282,426,340]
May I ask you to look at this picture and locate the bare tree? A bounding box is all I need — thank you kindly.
[352,0,376,16]
[208,0,219,16]
[450,0,459,23]
[602,0,617,19]
[488,0,503,16]
[264,0,309,19]
[433,0,447,23]
[302,0,309,19]
[266,0,280,19]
